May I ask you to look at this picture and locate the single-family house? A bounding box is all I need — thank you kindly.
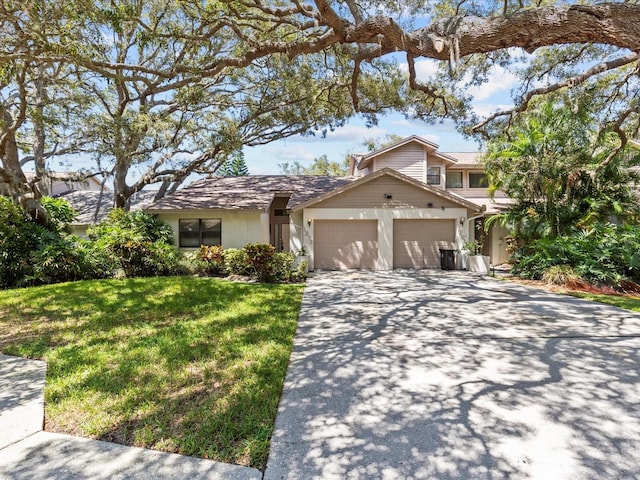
[145,135,513,270]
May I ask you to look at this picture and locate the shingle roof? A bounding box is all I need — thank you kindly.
[58,190,157,225]
[443,152,482,166]
[145,175,355,211]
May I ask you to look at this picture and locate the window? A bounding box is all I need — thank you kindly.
[179,219,221,247]
[427,166,441,185]
[469,172,489,188]
[446,172,463,188]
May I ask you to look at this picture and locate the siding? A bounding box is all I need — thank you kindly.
[310,175,461,209]
[373,143,425,182]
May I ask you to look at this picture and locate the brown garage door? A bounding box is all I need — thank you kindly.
[393,219,456,269]
[314,220,378,270]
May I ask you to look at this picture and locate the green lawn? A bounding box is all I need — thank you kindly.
[0,276,304,470]
[567,291,640,313]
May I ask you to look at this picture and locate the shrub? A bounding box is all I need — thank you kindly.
[541,265,580,286]
[196,245,225,275]
[517,223,640,287]
[224,248,250,276]
[24,236,115,286]
[0,197,54,288]
[88,209,181,278]
[244,243,276,282]
[271,252,295,282]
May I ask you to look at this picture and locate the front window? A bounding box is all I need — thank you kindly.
[427,166,441,185]
[469,172,489,188]
[446,171,463,188]
[179,219,222,247]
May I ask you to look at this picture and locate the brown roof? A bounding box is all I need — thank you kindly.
[59,190,156,225]
[443,152,482,167]
[145,175,355,212]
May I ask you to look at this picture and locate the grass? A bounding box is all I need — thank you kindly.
[0,276,304,470]
[566,291,640,313]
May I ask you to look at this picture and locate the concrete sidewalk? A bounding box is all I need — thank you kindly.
[264,270,640,480]
[0,354,261,480]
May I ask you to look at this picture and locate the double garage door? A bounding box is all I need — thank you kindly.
[313,219,456,270]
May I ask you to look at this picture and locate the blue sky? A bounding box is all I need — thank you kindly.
[243,58,518,174]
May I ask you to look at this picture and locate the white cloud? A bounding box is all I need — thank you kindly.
[472,103,514,118]
[288,124,389,143]
[398,59,440,82]
[264,144,316,162]
[467,65,518,101]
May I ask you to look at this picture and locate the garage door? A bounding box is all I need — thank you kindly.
[393,219,456,269]
[314,220,378,270]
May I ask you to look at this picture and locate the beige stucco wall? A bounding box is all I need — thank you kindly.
[156,209,265,249]
[299,207,469,271]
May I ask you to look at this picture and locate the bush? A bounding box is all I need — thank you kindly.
[196,245,225,275]
[517,223,640,287]
[24,236,115,286]
[224,248,250,276]
[0,197,54,288]
[244,243,276,282]
[88,209,182,278]
[272,252,295,282]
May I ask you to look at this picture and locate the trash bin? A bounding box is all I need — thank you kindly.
[439,249,456,270]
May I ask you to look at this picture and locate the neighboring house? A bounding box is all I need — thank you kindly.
[146,135,512,270]
[58,190,157,237]
[25,171,108,196]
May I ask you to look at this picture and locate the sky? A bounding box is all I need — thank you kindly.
[243,59,519,175]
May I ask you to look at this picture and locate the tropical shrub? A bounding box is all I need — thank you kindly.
[88,209,181,278]
[517,223,640,286]
[0,197,52,288]
[196,245,225,275]
[244,243,276,282]
[224,248,251,276]
[24,236,114,286]
[271,252,295,282]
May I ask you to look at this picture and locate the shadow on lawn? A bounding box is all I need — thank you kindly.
[0,276,302,470]
[265,271,640,479]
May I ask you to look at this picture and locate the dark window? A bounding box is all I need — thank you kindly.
[469,172,489,188]
[446,172,463,188]
[427,166,441,185]
[179,219,221,247]
[274,209,289,217]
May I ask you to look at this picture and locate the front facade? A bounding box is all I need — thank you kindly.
[145,135,512,270]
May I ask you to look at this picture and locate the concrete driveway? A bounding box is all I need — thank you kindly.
[264,270,640,480]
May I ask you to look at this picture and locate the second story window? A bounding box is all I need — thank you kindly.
[427,166,441,185]
[469,172,489,188]
[446,172,463,188]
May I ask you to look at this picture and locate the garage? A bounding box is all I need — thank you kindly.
[314,220,378,270]
[393,219,456,269]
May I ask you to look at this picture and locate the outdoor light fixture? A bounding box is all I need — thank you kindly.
[384,193,393,199]
[460,217,466,225]
[427,202,433,208]
[441,206,445,210]
[307,218,312,226]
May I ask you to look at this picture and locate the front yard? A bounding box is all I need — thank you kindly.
[0,276,304,470]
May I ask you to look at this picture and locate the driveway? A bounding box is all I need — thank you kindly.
[264,270,640,480]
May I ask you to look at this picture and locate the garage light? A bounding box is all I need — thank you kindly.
[460,217,466,225]
[307,218,312,226]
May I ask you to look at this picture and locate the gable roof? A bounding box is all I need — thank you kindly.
[443,152,482,167]
[58,190,156,225]
[355,135,460,171]
[145,175,355,212]
[291,168,484,213]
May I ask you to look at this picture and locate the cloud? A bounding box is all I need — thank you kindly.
[467,65,518,101]
[289,124,389,143]
[398,59,440,81]
[263,144,316,162]
[472,103,514,118]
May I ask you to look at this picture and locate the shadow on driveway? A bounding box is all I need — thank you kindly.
[264,271,640,480]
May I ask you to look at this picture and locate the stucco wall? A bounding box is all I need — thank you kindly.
[157,210,265,249]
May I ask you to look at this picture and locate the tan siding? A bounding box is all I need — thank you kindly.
[314,220,378,270]
[311,175,460,209]
[373,143,425,182]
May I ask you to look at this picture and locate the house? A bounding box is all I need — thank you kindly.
[58,190,157,237]
[145,135,512,270]
[25,171,108,196]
